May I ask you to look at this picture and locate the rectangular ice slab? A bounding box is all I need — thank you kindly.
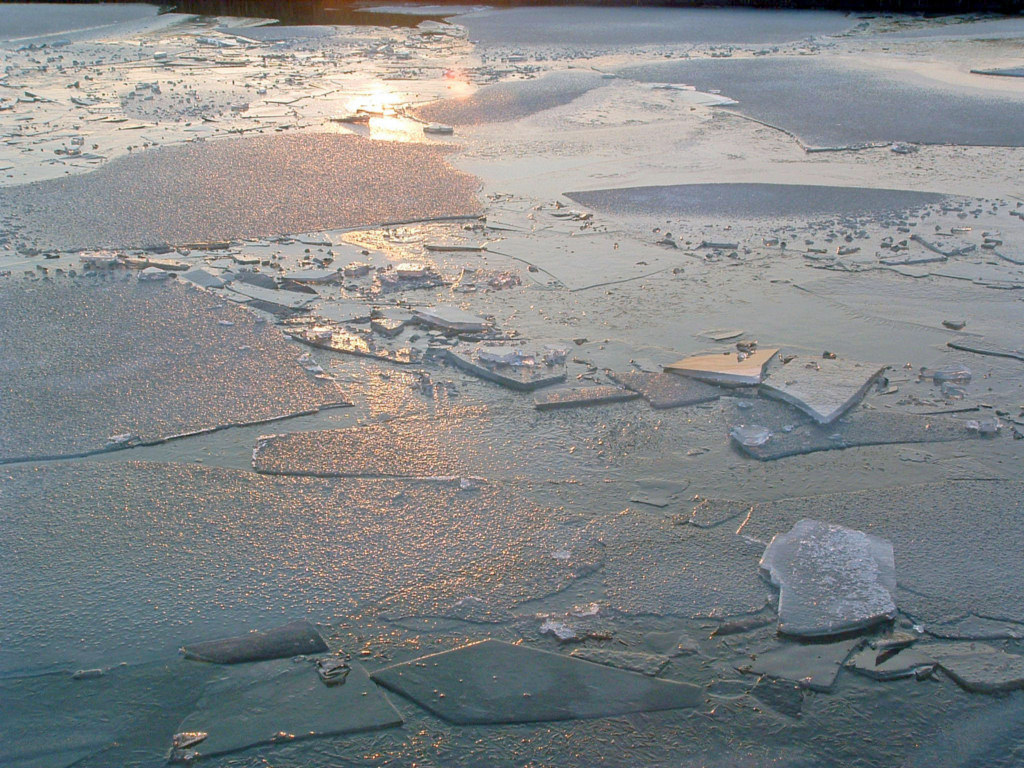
[609,371,722,409]
[534,386,639,411]
[927,642,1024,693]
[760,520,897,638]
[175,660,402,761]
[371,639,702,724]
[760,358,886,424]
[181,621,327,664]
[665,348,779,386]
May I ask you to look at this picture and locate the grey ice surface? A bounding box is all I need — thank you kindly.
[534,385,639,411]
[565,183,947,221]
[846,645,935,681]
[759,519,897,638]
[176,660,402,760]
[414,72,606,125]
[733,410,982,461]
[760,359,886,424]
[0,276,345,463]
[616,57,1024,148]
[739,482,1024,635]
[181,621,327,664]
[457,7,854,47]
[371,639,703,724]
[745,638,861,691]
[0,134,481,251]
[0,3,157,42]
[217,25,341,42]
[874,16,1024,40]
[927,643,1024,693]
[609,371,723,409]
[0,462,565,675]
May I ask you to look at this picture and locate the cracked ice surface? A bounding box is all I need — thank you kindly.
[0,276,346,462]
[760,519,897,638]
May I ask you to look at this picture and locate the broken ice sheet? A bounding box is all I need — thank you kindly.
[534,385,639,411]
[732,410,986,461]
[181,621,327,664]
[742,638,862,692]
[444,343,567,391]
[569,648,670,677]
[760,358,886,425]
[174,660,401,760]
[927,643,1024,693]
[759,520,897,638]
[371,639,702,724]
[609,371,722,410]
[0,276,346,463]
[665,348,779,387]
[846,645,936,681]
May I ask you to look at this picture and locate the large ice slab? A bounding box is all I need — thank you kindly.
[760,358,886,424]
[371,639,703,724]
[760,520,897,638]
[175,660,402,760]
[743,638,862,692]
[609,371,722,409]
[927,642,1024,693]
[0,276,345,463]
[616,57,1024,148]
[0,134,481,251]
[665,348,778,386]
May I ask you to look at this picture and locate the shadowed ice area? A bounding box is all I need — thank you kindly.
[616,57,1024,148]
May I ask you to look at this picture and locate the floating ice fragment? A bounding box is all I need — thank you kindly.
[315,657,350,686]
[540,619,578,643]
[924,364,972,383]
[730,424,772,447]
[759,520,897,638]
[181,620,328,664]
[965,418,1001,436]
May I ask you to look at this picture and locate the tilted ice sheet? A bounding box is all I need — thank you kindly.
[759,519,897,637]
[0,134,482,251]
[0,3,157,42]
[616,57,1024,148]
[0,276,345,462]
[456,7,854,47]
[0,461,565,675]
[565,184,948,221]
[739,481,1024,634]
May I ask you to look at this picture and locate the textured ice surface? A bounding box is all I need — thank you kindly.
[760,359,886,424]
[534,385,639,411]
[175,660,402,760]
[457,7,853,47]
[615,58,1024,148]
[414,72,606,125]
[740,482,1024,634]
[846,645,935,681]
[733,410,983,461]
[181,621,327,664]
[0,134,481,250]
[609,371,722,409]
[371,639,702,724]
[744,638,861,691]
[760,520,897,638]
[566,184,947,220]
[0,462,563,675]
[0,276,345,462]
[927,643,1024,693]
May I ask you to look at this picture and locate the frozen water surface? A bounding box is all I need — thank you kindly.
[457,7,854,47]
[616,58,1024,148]
[0,3,157,42]
[0,134,481,251]
[0,276,345,462]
